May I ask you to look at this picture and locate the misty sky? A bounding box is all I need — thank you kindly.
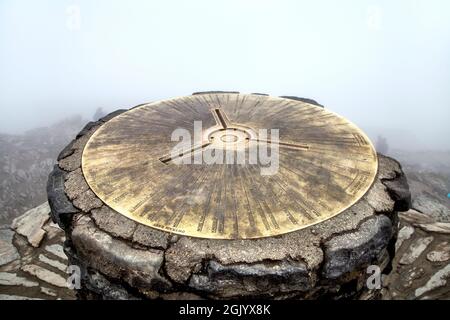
[0,0,449,150]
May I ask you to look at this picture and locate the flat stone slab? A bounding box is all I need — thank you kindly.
[11,202,50,247]
[45,244,68,261]
[426,242,450,262]
[0,228,19,266]
[1,204,76,300]
[21,264,67,288]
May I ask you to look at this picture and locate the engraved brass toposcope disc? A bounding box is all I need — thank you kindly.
[82,93,378,239]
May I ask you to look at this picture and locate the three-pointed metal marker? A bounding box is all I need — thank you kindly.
[159,108,309,164]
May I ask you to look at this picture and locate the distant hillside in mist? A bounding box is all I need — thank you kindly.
[0,115,85,224]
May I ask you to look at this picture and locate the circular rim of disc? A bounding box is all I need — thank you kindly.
[81,93,378,240]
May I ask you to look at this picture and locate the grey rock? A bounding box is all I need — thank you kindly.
[64,169,89,201]
[415,264,450,297]
[189,260,311,298]
[45,244,68,260]
[71,215,170,290]
[42,221,64,240]
[41,286,58,297]
[399,209,435,225]
[0,272,39,287]
[58,149,82,172]
[91,206,136,240]
[132,224,170,249]
[39,254,67,272]
[395,225,415,251]
[76,121,99,139]
[47,165,79,228]
[364,180,396,213]
[99,109,127,123]
[412,194,450,223]
[399,236,434,265]
[383,174,412,211]
[72,189,103,212]
[82,270,137,300]
[417,222,450,235]
[57,139,76,161]
[322,215,393,279]
[21,264,68,288]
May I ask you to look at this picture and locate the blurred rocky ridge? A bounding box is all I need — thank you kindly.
[388,150,450,222]
[0,115,86,224]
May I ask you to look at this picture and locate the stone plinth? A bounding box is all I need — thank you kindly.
[47,102,411,300]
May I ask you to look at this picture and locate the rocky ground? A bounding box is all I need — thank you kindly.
[0,203,75,300]
[1,202,448,300]
[384,209,450,299]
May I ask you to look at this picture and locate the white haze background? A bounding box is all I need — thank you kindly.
[0,0,449,150]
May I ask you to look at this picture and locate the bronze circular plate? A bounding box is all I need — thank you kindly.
[82,93,378,239]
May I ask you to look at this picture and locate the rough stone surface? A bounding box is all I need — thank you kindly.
[0,228,20,266]
[98,109,127,123]
[47,165,79,228]
[91,206,136,240]
[412,194,450,223]
[39,254,67,272]
[0,204,75,300]
[132,224,170,249]
[0,272,39,287]
[64,168,90,200]
[11,202,50,247]
[426,242,450,262]
[45,244,68,260]
[417,222,450,234]
[77,269,138,300]
[322,215,393,279]
[189,260,312,298]
[41,286,57,297]
[395,225,415,251]
[384,207,450,300]
[21,264,67,288]
[382,174,412,211]
[399,236,434,265]
[414,264,450,298]
[71,215,170,291]
[72,189,103,212]
[399,209,435,225]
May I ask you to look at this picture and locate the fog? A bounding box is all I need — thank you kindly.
[1,0,449,150]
